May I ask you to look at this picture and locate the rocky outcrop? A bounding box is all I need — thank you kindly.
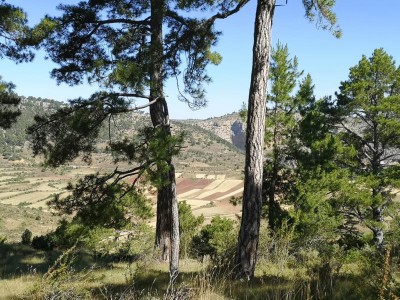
[186,113,246,151]
[231,120,246,150]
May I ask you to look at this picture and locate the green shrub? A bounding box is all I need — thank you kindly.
[47,217,155,260]
[51,218,87,248]
[42,185,154,252]
[191,216,237,262]
[48,185,153,229]
[31,234,55,251]
[179,201,204,258]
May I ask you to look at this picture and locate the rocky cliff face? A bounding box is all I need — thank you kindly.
[185,113,246,150]
[231,120,246,151]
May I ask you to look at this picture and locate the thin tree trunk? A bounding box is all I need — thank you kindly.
[235,0,275,280]
[268,156,278,231]
[155,160,179,277]
[372,207,384,251]
[372,191,384,252]
[169,162,180,279]
[371,120,384,252]
[268,124,279,231]
[150,0,180,276]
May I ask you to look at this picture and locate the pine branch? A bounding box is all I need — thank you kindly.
[206,0,250,24]
[87,17,151,27]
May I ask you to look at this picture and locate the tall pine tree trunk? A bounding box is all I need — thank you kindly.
[236,0,275,280]
[150,0,180,276]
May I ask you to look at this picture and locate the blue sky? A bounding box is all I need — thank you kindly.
[1,0,400,119]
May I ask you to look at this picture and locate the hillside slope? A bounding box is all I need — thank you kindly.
[0,96,245,178]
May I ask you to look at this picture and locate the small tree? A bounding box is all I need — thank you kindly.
[292,75,355,249]
[21,229,32,245]
[191,216,236,264]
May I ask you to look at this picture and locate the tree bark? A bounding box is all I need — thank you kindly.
[150,0,180,276]
[236,0,275,280]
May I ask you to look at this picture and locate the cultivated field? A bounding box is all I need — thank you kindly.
[0,158,101,211]
[0,154,243,244]
[175,178,242,219]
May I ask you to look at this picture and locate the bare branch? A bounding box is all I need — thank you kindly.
[108,93,152,100]
[340,120,375,154]
[128,97,160,111]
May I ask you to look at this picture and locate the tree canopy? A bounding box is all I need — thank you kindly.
[32,0,246,105]
[0,0,33,62]
[0,1,33,129]
[0,78,20,129]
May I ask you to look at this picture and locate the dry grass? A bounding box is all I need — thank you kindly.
[0,239,391,300]
[0,204,60,243]
[0,275,39,299]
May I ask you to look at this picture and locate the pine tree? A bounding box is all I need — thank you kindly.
[264,43,303,231]
[293,75,351,253]
[335,48,400,251]
[236,0,340,279]
[27,0,248,277]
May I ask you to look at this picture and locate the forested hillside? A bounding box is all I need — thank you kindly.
[0,97,62,160]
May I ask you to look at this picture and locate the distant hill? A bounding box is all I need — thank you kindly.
[0,97,245,177]
[180,113,246,150]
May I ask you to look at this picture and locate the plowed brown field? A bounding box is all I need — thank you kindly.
[175,177,243,219]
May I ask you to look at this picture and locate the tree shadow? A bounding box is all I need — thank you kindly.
[0,244,371,300]
[220,274,373,300]
[0,242,96,279]
[89,270,169,298]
